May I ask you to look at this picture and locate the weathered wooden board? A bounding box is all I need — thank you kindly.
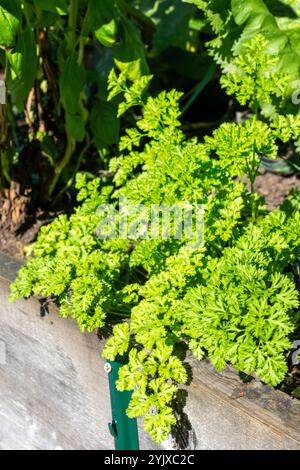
[0,280,113,450]
[0,253,157,450]
[182,357,300,449]
[0,252,299,450]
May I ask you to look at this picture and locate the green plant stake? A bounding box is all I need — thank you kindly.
[105,359,139,450]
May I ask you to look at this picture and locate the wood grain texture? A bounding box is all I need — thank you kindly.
[0,281,112,450]
[182,357,300,449]
[0,252,299,450]
[0,253,158,450]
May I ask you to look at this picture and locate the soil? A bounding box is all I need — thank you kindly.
[0,207,61,261]
[254,171,300,211]
[0,188,71,261]
[0,214,48,261]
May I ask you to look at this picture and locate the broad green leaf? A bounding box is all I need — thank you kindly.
[91,100,120,147]
[0,0,20,19]
[6,27,38,109]
[83,0,118,35]
[0,0,20,47]
[115,18,149,80]
[32,0,68,14]
[66,113,86,142]
[231,0,272,25]
[60,52,86,115]
[151,0,196,56]
[60,52,86,141]
[95,19,118,47]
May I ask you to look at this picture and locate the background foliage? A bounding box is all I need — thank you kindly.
[0,0,210,219]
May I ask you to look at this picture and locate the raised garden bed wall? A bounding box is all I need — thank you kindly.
[0,252,299,450]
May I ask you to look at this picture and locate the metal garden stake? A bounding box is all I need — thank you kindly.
[105,359,139,450]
